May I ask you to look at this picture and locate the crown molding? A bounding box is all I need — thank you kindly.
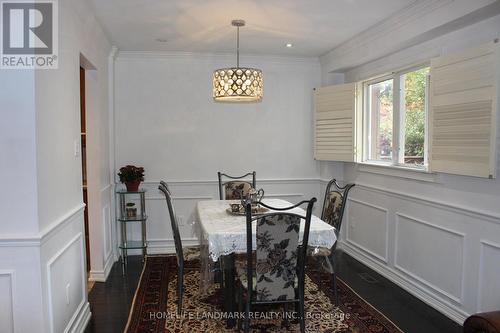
[320,0,500,72]
[328,0,452,58]
[109,46,119,60]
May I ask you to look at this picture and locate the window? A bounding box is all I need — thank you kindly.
[362,66,430,169]
[365,78,394,162]
[314,42,498,178]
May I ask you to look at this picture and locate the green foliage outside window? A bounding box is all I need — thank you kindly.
[378,82,393,158]
[366,67,428,165]
[404,68,428,159]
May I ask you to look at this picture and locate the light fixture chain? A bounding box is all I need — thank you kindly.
[236,25,240,68]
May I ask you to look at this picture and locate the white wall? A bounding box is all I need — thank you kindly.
[115,53,321,180]
[319,12,500,324]
[0,0,112,331]
[113,53,323,250]
[0,70,38,236]
[84,65,116,282]
[37,0,113,328]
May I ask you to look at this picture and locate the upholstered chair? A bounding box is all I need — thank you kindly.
[217,171,256,200]
[310,179,354,305]
[236,198,317,333]
[158,182,198,313]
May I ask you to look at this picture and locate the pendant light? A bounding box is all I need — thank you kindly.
[213,20,263,103]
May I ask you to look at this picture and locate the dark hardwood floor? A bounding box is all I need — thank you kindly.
[333,252,462,333]
[84,257,143,333]
[84,251,462,333]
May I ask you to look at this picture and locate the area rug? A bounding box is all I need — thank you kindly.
[124,255,403,333]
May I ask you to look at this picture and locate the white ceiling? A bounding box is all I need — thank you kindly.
[89,0,417,57]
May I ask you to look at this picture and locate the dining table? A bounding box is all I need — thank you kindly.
[195,198,337,327]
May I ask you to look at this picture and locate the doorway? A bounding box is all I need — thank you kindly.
[80,66,92,289]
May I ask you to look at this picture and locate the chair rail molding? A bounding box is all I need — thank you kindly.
[146,195,214,201]
[0,203,86,247]
[264,193,304,198]
[140,178,322,186]
[354,183,500,223]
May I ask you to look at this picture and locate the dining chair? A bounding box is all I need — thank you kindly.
[218,171,256,200]
[236,198,317,333]
[310,178,355,305]
[158,182,197,314]
[159,180,171,194]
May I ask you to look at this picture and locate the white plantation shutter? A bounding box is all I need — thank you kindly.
[314,83,356,162]
[429,41,499,178]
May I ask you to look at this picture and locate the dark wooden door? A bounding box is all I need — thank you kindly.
[80,66,90,271]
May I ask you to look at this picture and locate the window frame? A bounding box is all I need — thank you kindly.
[361,63,430,171]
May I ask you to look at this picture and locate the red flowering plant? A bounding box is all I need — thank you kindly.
[118,165,145,192]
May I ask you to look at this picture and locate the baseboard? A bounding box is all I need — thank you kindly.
[339,240,468,324]
[119,238,200,256]
[88,252,116,282]
[147,238,199,255]
[335,240,345,251]
[66,301,91,333]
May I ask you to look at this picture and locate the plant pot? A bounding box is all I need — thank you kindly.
[125,181,140,192]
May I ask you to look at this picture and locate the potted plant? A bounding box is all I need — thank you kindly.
[118,165,145,192]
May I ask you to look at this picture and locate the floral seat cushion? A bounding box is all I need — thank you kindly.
[323,191,343,229]
[224,181,253,200]
[236,259,298,290]
[252,214,301,301]
[307,191,343,257]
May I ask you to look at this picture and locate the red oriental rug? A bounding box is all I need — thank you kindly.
[124,255,403,333]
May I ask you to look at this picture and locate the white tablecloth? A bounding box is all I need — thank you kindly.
[196,198,337,262]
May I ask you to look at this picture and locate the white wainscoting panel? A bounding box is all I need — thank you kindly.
[394,213,465,304]
[0,270,14,333]
[338,183,500,324]
[88,185,117,282]
[477,240,500,312]
[103,204,112,263]
[46,233,86,333]
[0,246,45,332]
[346,198,388,262]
